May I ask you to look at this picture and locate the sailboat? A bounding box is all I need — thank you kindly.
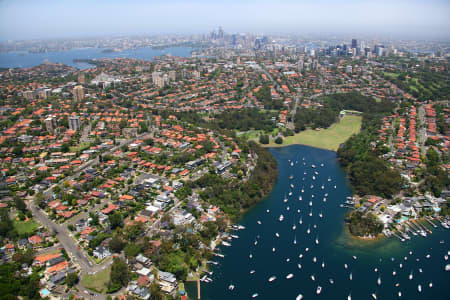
[316,286,322,295]
[319,211,323,218]
[309,201,313,207]
[284,193,288,202]
[228,284,235,291]
[307,225,311,234]
[299,216,303,224]
[409,270,413,280]
[348,294,351,300]
[321,261,325,268]
[299,196,302,201]
[294,234,297,245]
[377,276,381,286]
[315,236,319,245]
[309,210,313,217]
[275,232,280,238]
[349,272,352,280]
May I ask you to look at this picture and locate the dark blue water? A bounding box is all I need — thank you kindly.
[186,145,450,300]
[0,46,193,69]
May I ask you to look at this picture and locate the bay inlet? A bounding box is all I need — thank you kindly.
[186,145,450,300]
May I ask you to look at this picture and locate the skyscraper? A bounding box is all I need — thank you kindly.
[69,115,81,131]
[73,85,84,102]
[45,116,57,133]
[351,39,357,49]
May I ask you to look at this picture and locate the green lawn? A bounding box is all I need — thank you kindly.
[70,142,91,153]
[267,115,362,151]
[13,220,39,235]
[81,266,111,293]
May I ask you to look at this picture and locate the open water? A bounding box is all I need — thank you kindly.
[0,46,193,69]
[186,145,450,299]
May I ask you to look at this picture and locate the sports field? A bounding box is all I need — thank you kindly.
[267,115,362,151]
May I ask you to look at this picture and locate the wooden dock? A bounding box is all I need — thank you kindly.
[197,279,201,299]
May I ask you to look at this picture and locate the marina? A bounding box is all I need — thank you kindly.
[186,145,450,300]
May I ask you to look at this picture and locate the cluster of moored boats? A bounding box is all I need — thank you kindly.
[208,157,448,299]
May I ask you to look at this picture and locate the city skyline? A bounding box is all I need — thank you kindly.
[0,0,449,41]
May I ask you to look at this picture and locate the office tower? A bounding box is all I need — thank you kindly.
[45,116,57,133]
[168,70,176,81]
[351,39,357,49]
[69,115,81,131]
[73,85,84,102]
[78,73,86,84]
[346,65,353,74]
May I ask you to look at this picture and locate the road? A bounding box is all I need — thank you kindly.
[28,202,92,272]
[418,104,427,154]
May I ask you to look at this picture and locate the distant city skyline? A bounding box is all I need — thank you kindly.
[0,0,449,41]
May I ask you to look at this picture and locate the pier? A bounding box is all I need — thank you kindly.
[197,279,201,300]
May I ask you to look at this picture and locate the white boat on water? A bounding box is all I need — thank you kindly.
[286,273,294,279]
[272,247,276,252]
[284,194,288,202]
[392,270,396,276]
[294,235,297,245]
[313,257,317,263]
[222,241,231,247]
[349,272,352,280]
[309,210,313,217]
[321,261,325,268]
[307,226,311,234]
[352,256,357,260]
[418,284,422,292]
[279,215,284,222]
[344,263,348,269]
[312,164,316,168]
[268,276,276,282]
[319,211,323,218]
[298,264,302,269]
[315,236,319,245]
[252,293,259,298]
[275,232,280,238]
[228,284,235,291]
[299,217,303,224]
[371,293,377,299]
[257,220,261,225]
[311,274,315,281]
[296,294,303,300]
[249,254,253,259]
[329,278,334,284]
[377,276,381,286]
[288,191,292,196]
[316,286,322,295]
[328,177,331,182]
[398,291,402,298]
[250,270,255,274]
[409,271,413,280]
[429,282,433,288]
[309,201,312,207]
[299,196,302,201]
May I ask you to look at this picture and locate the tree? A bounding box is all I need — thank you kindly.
[66,272,79,287]
[14,197,27,213]
[108,212,123,230]
[109,258,129,288]
[274,136,283,144]
[108,235,126,253]
[259,134,269,144]
[0,208,13,238]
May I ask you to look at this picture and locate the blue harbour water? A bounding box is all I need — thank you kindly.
[187,145,450,300]
[0,46,194,69]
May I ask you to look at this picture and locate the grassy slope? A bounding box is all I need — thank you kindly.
[81,266,111,293]
[267,115,362,151]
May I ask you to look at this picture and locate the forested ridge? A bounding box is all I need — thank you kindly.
[191,141,277,220]
[336,93,403,198]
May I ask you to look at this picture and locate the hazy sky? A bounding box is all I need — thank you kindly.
[0,0,449,40]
